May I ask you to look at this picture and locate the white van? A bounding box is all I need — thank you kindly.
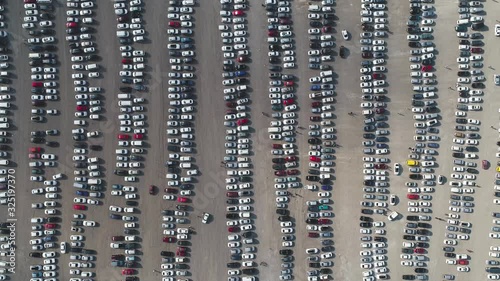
[180,163,191,169]
[320,167,332,172]
[0,123,8,129]
[118,100,132,106]
[0,160,8,166]
[0,72,8,77]
[238,149,250,155]
[116,31,130,38]
[268,127,281,133]
[457,19,469,25]
[0,103,9,108]
[74,120,86,126]
[320,70,333,78]
[308,5,320,11]
[0,87,8,92]
[88,179,101,185]
[268,38,278,43]
[85,64,99,71]
[118,94,131,100]
[29,53,42,59]
[180,156,192,162]
[131,141,143,146]
[238,126,249,132]
[239,212,251,218]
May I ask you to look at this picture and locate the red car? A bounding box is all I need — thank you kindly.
[284,81,294,87]
[133,134,143,139]
[318,219,330,224]
[268,30,278,37]
[29,153,40,159]
[226,102,237,108]
[163,237,176,243]
[44,223,57,229]
[309,156,321,162]
[165,188,177,194]
[149,185,155,195]
[236,119,248,126]
[374,164,387,169]
[308,232,319,238]
[228,227,239,232]
[122,269,134,275]
[373,73,385,79]
[287,169,299,175]
[112,236,124,241]
[66,22,78,28]
[226,109,236,114]
[414,248,424,253]
[375,108,385,114]
[322,26,332,33]
[237,56,248,63]
[118,134,129,140]
[471,47,482,53]
[32,82,43,87]
[407,194,419,200]
[275,170,286,176]
[29,147,42,153]
[421,65,432,72]
[176,249,186,256]
[285,156,297,162]
[227,192,238,198]
[482,160,489,170]
[233,10,244,16]
[73,204,86,210]
[272,144,282,149]
[458,259,469,265]
[168,21,180,27]
[280,18,291,24]
[122,58,133,64]
[362,52,373,59]
[312,102,322,108]
[76,105,88,111]
[310,116,321,122]
[283,98,294,106]
[177,197,188,203]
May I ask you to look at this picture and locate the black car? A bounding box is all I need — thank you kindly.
[279,216,291,222]
[242,232,252,238]
[114,170,127,176]
[276,209,288,215]
[444,252,456,258]
[417,229,430,235]
[360,222,372,228]
[279,249,293,256]
[177,241,189,246]
[308,138,321,144]
[407,215,419,221]
[29,252,42,258]
[227,199,238,204]
[242,268,256,275]
[309,262,320,268]
[361,209,373,215]
[402,248,413,254]
[443,246,454,252]
[374,237,386,242]
[176,205,188,211]
[422,59,432,66]
[456,118,467,124]
[403,235,415,240]
[416,242,428,248]
[363,133,375,139]
[226,213,238,219]
[269,65,282,72]
[409,174,422,180]
[415,268,427,273]
[308,169,320,175]
[403,275,416,280]
[306,218,318,224]
[176,264,188,269]
[472,82,484,88]
[272,158,285,164]
[364,180,375,186]
[310,21,322,27]
[160,251,174,257]
[360,216,373,222]
[89,145,101,150]
[306,176,319,182]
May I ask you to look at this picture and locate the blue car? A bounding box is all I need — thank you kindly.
[180,37,192,43]
[321,185,332,191]
[376,143,388,149]
[43,236,55,242]
[32,272,42,278]
[235,71,247,77]
[76,190,89,196]
[428,143,439,148]
[311,85,321,91]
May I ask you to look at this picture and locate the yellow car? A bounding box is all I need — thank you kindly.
[496,166,500,172]
[406,160,419,166]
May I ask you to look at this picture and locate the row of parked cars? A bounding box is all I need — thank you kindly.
[441,0,496,278]
[218,1,259,281]
[163,0,198,280]
[399,0,445,280]
[23,1,69,280]
[301,1,337,281]
[358,0,393,280]
[64,0,106,280]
